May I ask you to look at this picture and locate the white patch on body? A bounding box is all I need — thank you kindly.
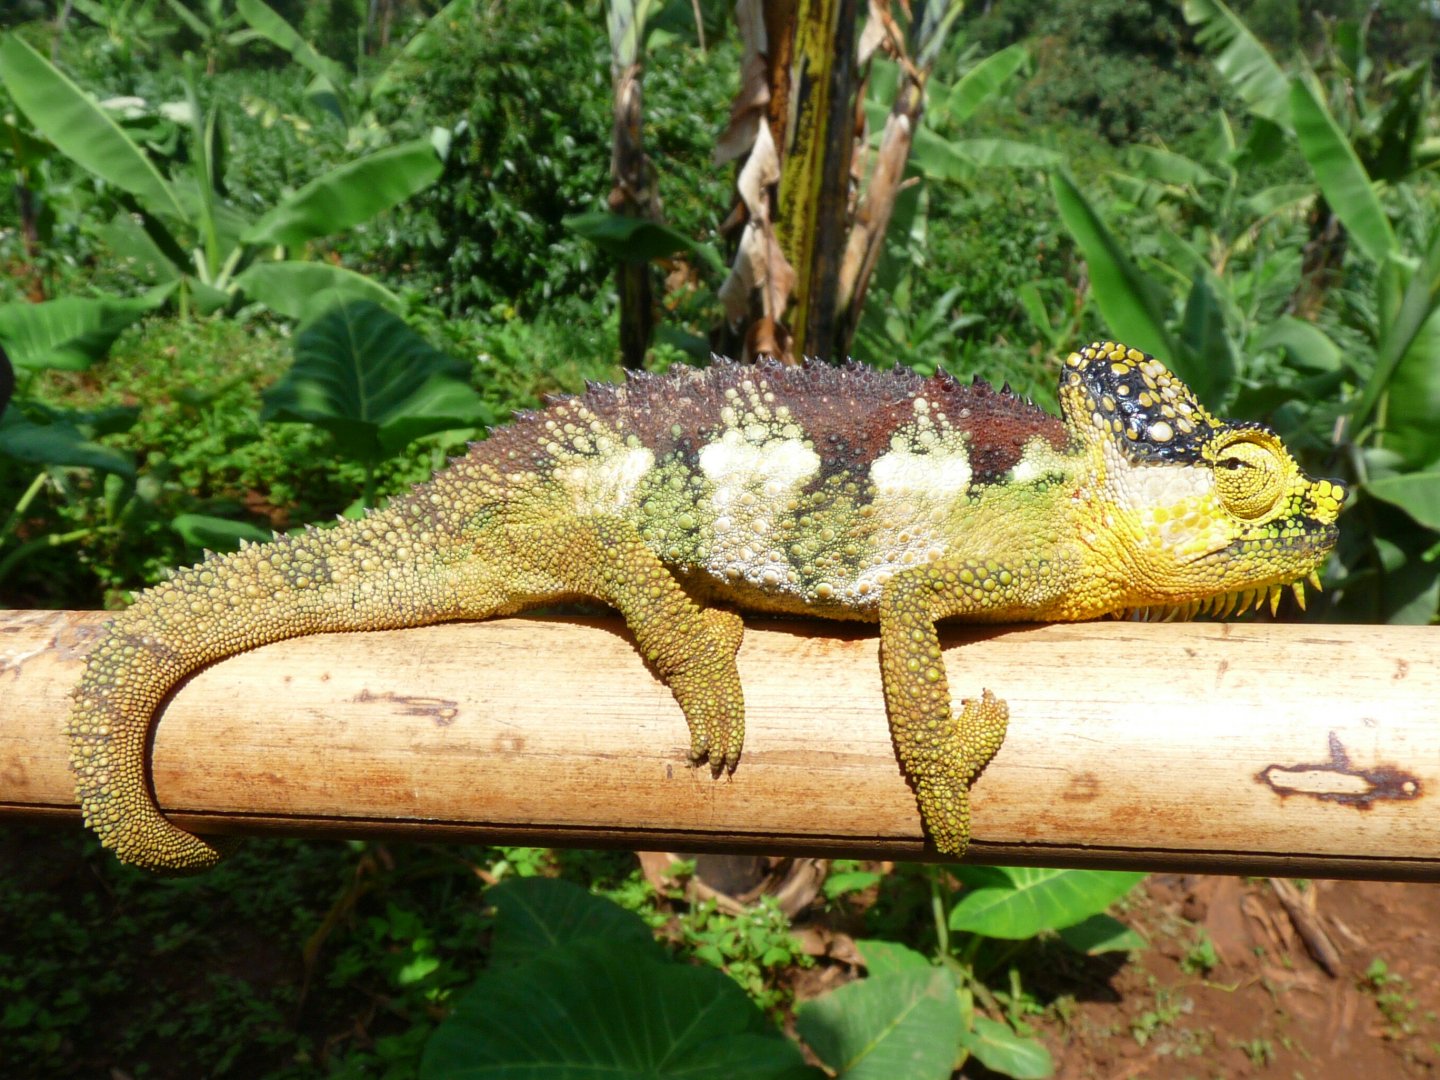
[557,446,655,515]
[698,432,820,590]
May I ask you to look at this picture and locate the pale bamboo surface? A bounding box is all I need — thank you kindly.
[2,608,1437,880]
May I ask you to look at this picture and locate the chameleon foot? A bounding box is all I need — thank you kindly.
[913,689,1009,857]
[675,608,746,775]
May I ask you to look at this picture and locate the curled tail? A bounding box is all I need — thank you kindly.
[67,506,476,871]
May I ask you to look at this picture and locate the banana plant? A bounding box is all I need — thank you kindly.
[1047,0,1440,622]
[0,32,443,321]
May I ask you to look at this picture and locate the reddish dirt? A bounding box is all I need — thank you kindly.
[1047,875,1440,1078]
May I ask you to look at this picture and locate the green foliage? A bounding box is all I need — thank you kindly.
[420,878,813,1080]
[260,299,492,504]
[361,2,737,318]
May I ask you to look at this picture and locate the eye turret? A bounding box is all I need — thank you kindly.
[1210,431,1288,521]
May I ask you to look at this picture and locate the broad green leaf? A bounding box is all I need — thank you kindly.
[261,300,489,463]
[94,212,182,284]
[1051,171,1175,361]
[1178,274,1236,404]
[235,261,403,322]
[1380,303,1440,468]
[1183,0,1292,132]
[235,0,350,106]
[0,404,135,476]
[1242,182,1315,219]
[1365,474,1440,533]
[422,938,811,1079]
[243,140,443,247]
[960,1016,1054,1080]
[1017,282,1054,339]
[1125,145,1221,189]
[0,287,172,371]
[486,877,657,970]
[1057,913,1147,955]
[949,868,1146,940]
[564,211,726,274]
[171,513,272,551]
[0,34,185,219]
[1253,316,1341,372]
[796,967,963,1080]
[944,44,1028,126]
[853,939,932,977]
[1354,224,1440,453]
[911,129,1062,178]
[1290,74,1395,266]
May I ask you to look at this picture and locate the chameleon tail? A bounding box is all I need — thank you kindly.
[67,507,478,872]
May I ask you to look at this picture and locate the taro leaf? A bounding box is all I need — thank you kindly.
[421,937,812,1080]
[959,1016,1054,1079]
[853,939,932,977]
[949,867,1146,940]
[564,211,726,274]
[242,139,443,247]
[172,513,273,552]
[0,286,173,371]
[235,261,404,322]
[795,966,962,1080]
[486,876,658,971]
[260,300,489,464]
[1058,913,1147,955]
[0,403,135,476]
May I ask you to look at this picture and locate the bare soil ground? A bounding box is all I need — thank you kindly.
[1035,874,1440,1078]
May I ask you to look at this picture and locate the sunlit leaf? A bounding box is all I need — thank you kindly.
[0,34,185,218]
[949,867,1146,940]
[243,140,443,246]
[1051,171,1175,360]
[260,300,489,463]
[1289,74,1395,265]
[796,967,962,1080]
[1183,0,1292,132]
[944,44,1029,126]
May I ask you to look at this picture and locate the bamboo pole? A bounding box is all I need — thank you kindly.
[2,609,1437,880]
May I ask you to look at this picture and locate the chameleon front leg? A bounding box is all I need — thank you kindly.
[878,556,1058,856]
[528,515,747,773]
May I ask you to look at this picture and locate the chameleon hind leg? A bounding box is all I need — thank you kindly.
[477,514,746,773]
[878,556,1058,856]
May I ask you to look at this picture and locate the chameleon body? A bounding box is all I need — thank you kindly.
[68,342,1346,871]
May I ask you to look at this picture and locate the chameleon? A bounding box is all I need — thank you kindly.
[67,341,1346,871]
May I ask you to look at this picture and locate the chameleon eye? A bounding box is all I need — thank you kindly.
[1212,432,1286,520]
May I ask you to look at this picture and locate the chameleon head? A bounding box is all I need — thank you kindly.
[1059,341,1346,614]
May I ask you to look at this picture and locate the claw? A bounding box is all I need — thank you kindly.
[1307,570,1323,592]
[1292,580,1307,611]
[1268,584,1282,617]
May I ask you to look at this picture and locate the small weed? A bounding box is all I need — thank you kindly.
[674,895,812,1015]
[1361,957,1418,1037]
[1180,931,1219,975]
[1231,1036,1276,1066]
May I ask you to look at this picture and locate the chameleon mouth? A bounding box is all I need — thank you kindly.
[1111,569,1324,622]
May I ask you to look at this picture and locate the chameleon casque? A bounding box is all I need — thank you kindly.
[68,341,1346,871]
